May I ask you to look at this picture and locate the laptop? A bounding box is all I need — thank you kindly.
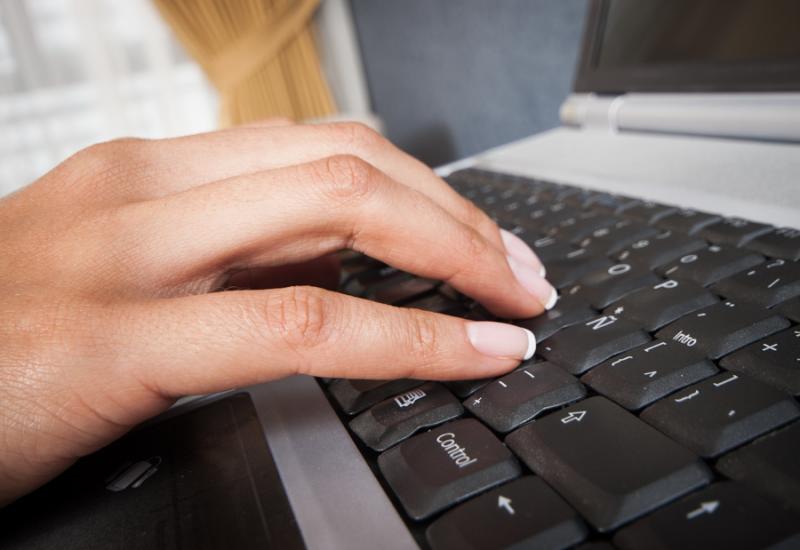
[4,0,800,548]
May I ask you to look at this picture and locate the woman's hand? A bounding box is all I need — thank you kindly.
[0,121,554,505]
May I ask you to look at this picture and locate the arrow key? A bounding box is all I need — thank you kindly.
[426,477,588,550]
[615,482,800,550]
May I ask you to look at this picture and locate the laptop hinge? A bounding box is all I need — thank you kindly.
[560,93,800,143]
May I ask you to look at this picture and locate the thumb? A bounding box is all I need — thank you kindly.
[124,286,536,398]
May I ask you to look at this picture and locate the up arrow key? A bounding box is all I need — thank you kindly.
[560,411,587,424]
[686,500,719,520]
[497,495,515,515]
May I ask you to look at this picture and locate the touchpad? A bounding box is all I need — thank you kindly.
[2,393,305,550]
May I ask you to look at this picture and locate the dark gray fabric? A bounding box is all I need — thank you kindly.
[349,0,588,165]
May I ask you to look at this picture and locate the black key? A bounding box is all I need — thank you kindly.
[546,248,612,289]
[656,208,722,235]
[549,212,619,242]
[349,383,464,451]
[719,327,800,395]
[378,419,521,520]
[717,422,800,516]
[655,299,790,359]
[524,203,582,231]
[641,372,800,457]
[445,378,492,399]
[582,340,718,410]
[700,217,773,247]
[621,201,678,224]
[614,482,800,550]
[506,397,711,532]
[518,234,576,263]
[370,276,438,304]
[426,477,588,550]
[779,297,800,322]
[577,219,659,257]
[342,264,401,293]
[658,244,764,286]
[328,379,422,415]
[518,295,596,341]
[465,362,586,432]
[563,262,661,309]
[712,259,800,307]
[615,231,706,269]
[604,278,719,331]
[540,314,650,374]
[747,226,800,260]
[403,292,469,316]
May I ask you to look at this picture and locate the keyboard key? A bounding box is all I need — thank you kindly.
[658,245,764,286]
[577,219,659,257]
[640,372,800,457]
[378,419,521,520]
[403,292,469,316]
[655,299,790,359]
[328,379,422,415]
[656,208,722,235]
[445,378,493,399]
[524,203,582,231]
[604,279,719,331]
[564,262,661,309]
[517,234,576,264]
[747,227,800,260]
[614,482,800,550]
[426,477,588,550]
[621,201,678,224]
[582,340,717,410]
[700,218,773,247]
[719,327,800,395]
[540,314,650,374]
[370,276,437,304]
[712,259,800,307]
[349,383,464,451]
[615,231,706,269]
[506,397,711,532]
[465,362,586,432]
[546,248,613,289]
[549,212,620,242]
[778,297,800,322]
[518,295,596,341]
[717,422,800,515]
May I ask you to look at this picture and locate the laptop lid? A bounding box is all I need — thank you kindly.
[562,0,800,142]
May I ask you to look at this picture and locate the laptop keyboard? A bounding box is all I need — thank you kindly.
[319,168,800,549]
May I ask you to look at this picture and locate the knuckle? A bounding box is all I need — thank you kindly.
[462,226,490,263]
[314,154,378,203]
[262,286,334,349]
[331,121,383,156]
[404,310,442,371]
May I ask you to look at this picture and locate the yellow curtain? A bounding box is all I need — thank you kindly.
[153,0,336,126]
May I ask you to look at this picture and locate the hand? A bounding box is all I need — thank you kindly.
[0,120,554,505]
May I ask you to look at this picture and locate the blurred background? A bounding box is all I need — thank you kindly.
[0,0,585,195]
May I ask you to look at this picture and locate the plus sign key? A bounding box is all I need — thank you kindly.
[426,477,588,550]
[720,327,800,395]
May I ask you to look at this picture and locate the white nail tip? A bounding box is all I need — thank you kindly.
[545,288,559,311]
[522,328,537,360]
[539,265,547,277]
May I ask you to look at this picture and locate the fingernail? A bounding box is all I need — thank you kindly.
[501,229,542,269]
[507,255,558,311]
[467,321,536,360]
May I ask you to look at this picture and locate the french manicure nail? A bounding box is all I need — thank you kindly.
[507,255,558,311]
[467,321,536,360]
[500,229,543,270]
